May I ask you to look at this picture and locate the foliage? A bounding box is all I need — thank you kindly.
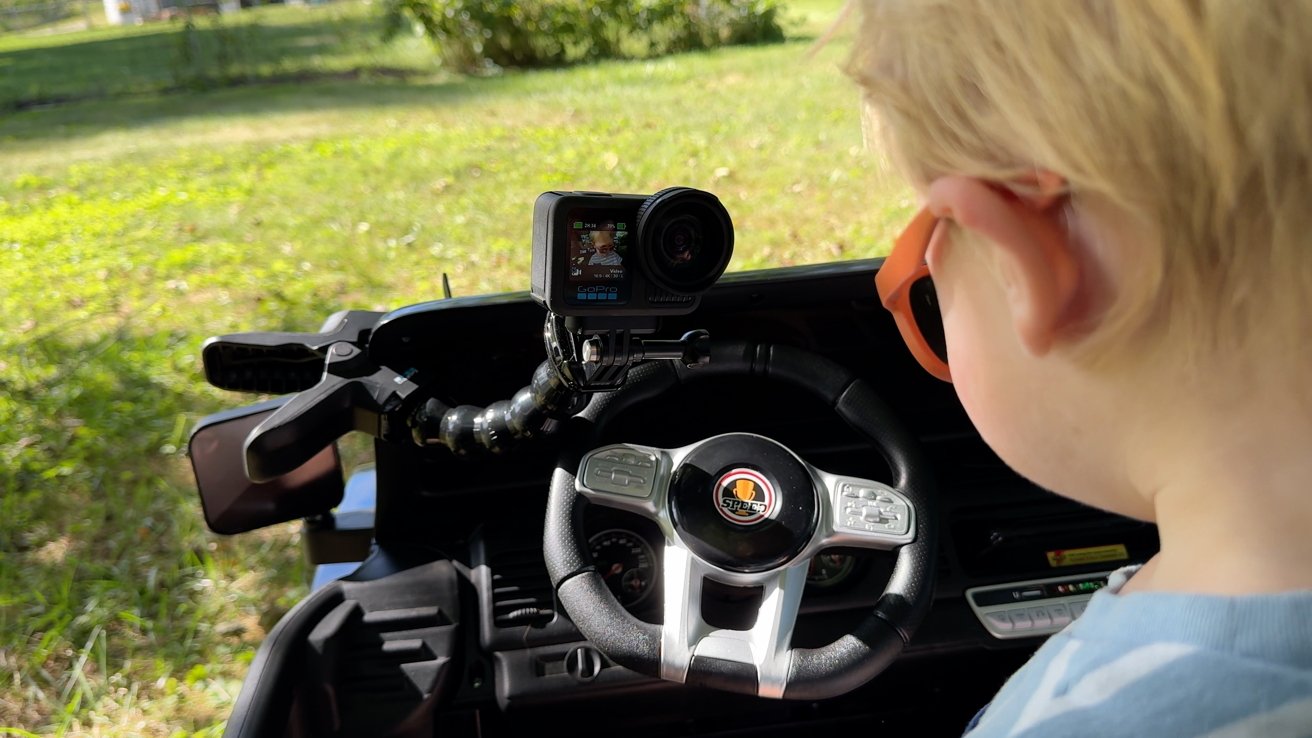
[0,1,898,733]
[382,0,786,73]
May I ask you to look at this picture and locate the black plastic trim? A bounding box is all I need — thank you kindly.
[685,655,759,695]
[556,573,662,676]
[223,580,346,737]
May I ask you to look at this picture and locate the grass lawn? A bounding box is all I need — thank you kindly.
[0,1,438,110]
[0,2,911,734]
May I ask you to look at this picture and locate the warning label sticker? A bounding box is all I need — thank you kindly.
[1046,544,1129,568]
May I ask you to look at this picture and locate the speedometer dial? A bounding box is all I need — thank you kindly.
[588,529,657,609]
[807,553,857,589]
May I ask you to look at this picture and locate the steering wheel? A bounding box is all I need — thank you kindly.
[544,341,937,700]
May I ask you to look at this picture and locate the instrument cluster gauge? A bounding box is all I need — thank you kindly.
[807,552,857,589]
[588,529,657,609]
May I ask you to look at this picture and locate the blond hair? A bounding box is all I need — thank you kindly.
[848,0,1312,371]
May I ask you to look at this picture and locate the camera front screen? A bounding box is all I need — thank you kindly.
[566,209,632,305]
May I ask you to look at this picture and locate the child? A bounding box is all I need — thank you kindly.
[587,230,623,266]
[852,1,1312,735]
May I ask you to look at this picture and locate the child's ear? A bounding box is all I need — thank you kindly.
[925,175,1085,356]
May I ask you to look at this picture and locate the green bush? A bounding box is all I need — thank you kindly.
[382,0,786,73]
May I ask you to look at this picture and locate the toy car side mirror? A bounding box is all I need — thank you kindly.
[189,397,344,535]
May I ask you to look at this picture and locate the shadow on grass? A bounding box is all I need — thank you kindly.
[0,74,489,147]
[0,7,812,147]
[0,317,335,728]
[0,31,813,148]
[0,9,425,109]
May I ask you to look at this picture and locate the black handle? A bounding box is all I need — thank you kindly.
[243,374,357,483]
[202,310,384,394]
[242,343,421,482]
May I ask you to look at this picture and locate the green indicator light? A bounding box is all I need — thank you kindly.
[617,223,627,230]
[573,221,584,229]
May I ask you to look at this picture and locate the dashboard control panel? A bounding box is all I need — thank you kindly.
[966,571,1113,640]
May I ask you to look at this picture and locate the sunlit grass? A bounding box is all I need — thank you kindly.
[0,1,912,733]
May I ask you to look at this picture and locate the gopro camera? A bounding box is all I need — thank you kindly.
[530,187,734,318]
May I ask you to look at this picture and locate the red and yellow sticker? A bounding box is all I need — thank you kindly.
[1046,544,1129,568]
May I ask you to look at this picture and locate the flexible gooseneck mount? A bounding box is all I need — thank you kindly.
[407,316,709,456]
[201,309,712,481]
[408,360,587,456]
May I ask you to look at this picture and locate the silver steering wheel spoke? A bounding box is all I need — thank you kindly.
[575,443,675,521]
[810,471,915,552]
[660,543,808,699]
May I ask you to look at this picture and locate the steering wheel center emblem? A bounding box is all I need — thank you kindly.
[713,468,776,525]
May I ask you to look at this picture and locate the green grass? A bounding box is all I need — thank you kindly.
[0,1,912,734]
[0,1,438,110]
[0,1,110,37]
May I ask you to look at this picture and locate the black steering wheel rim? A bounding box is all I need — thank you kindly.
[544,341,938,700]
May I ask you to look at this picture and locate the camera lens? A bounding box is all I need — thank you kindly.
[659,215,701,267]
[636,188,734,295]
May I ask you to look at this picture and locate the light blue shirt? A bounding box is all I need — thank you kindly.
[965,567,1312,737]
[588,250,622,266]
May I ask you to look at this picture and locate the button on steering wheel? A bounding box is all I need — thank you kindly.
[544,342,937,700]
